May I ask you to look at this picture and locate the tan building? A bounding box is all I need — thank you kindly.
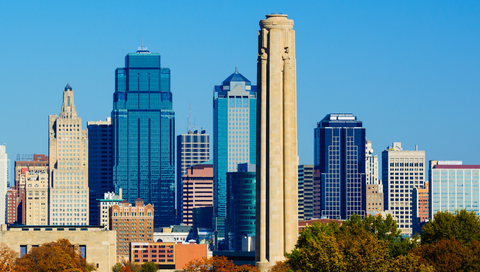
[0,224,116,272]
[182,163,213,225]
[48,84,89,225]
[110,198,154,261]
[367,184,384,212]
[366,140,383,212]
[25,168,49,225]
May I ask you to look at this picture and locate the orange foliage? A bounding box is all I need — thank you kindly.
[183,255,259,272]
[0,243,18,272]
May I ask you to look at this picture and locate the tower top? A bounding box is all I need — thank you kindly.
[64,84,72,91]
[60,84,77,119]
[260,14,293,30]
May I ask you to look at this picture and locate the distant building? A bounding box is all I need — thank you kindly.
[181,162,213,225]
[430,161,480,218]
[110,198,154,261]
[213,69,257,241]
[176,130,210,223]
[88,118,113,226]
[97,190,123,230]
[412,182,429,235]
[298,165,314,221]
[314,113,366,220]
[382,142,425,236]
[226,163,256,251]
[154,225,194,243]
[366,141,383,212]
[6,189,18,224]
[24,168,49,225]
[0,145,7,225]
[131,241,207,270]
[48,84,89,225]
[0,224,116,272]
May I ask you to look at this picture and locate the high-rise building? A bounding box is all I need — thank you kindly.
[181,162,213,226]
[382,142,425,236]
[213,69,257,241]
[112,46,175,228]
[110,198,154,261]
[48,84,89,225]
[430,161,480,218]
[298,165,314,221]
[0,144,8,225]
[97,190,123,230]
[226,163,256,252]
[14,154,48,224]
[412,181,429,235]
[176,130,209,224]
[366,140,383,212]
[314,113,366,220]
[88,117,113,225]
[25,168,49,225]
[6,188,17,225]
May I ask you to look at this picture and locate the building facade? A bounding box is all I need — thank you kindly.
[48,84,89,226]
[176,130,209,224]
[110,198,154,261]
[430,161,480,218]
[226,163,256,252]
[298,165,314,221]
[412,182,429,235]
[213,69,256,241]
[112,47,175,228]
[88,118,113,225]
[0,145,7,225]
[25,168,49,225]
[382,142,425,236]
[365,140,383,212]
[181,163,213,225]
[314,113,366,220]
[6,189,17,224]
[97,191,123,230]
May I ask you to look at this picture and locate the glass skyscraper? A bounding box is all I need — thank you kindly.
[112,46,175,227]
[213,69,256,242]
[314,113,366,220]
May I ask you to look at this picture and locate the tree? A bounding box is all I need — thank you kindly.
[421,209,480,245]
[0,243,18,272]
[385,253,434,272]
[112,263,123,272]
[268,261,290,272]
[141,262,157,272]
[183,256,259,272]
[15,239,96,272]
[121,261,141,272]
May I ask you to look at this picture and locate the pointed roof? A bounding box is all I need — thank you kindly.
[64,84,73,91]
[222,68,251,85]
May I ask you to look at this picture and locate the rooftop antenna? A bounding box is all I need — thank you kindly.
[187,103,192,133]
[235,63,238,73]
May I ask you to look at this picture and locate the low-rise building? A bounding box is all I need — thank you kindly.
[154,225,194,243]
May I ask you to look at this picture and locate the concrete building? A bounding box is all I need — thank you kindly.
[0,224,116,272]
[298,165,314,221]
[366,140,383,212]
[430,161,480,218]
[110,198,154,261]
[48,84,89,225]
[154,225,194,243]
[97,191,123,230]
[88,118,113,226]
[412,182,429,235]
[176,130,210,223]
[181,162,213,225]
[255,14,298,271]
[6,188,18,224]
[0,144,7,225]
[25,168,49,225]
[226,163,256,251]
[382,142,425,236]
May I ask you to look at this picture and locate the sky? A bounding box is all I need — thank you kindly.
[1,1,479,185]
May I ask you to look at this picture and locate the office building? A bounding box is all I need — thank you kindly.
[112,46,175,228]
[25,168,49,225]
[176,130,209,224]
[110,198,154,261]
[314,113,366,220]
[6,189,17,224]
[213,68,257,241]
[226,163,256,251]
[382,142,425,236]
[48,84,89,225]
[97,191,123,230]
[412,182,429,235]
[430,161,480,218]
[366,140,383,212]
[298,165,314,221]
[0,144,7,225]
[88,117,113,225]
[181,162,213,225]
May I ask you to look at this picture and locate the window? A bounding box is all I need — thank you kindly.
[20,246,27,257]
[79,245,86,258]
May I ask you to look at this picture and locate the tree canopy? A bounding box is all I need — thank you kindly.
[0,243,18,272]
[183,256,259,272]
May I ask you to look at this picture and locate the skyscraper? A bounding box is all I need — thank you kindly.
[213,69,257,242]
[48,84,89,225]
[88,117,113,225]
[366,140,383,212]
[176,130,209,223]
[112,46,175,227]
[314,113,366,220]
[382,142,425,236]
[0,144,7,225]
[298,165,314,221]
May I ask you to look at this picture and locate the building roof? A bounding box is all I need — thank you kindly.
[222,68,251,84]
[434,165,480,169]
[64,84,72,91]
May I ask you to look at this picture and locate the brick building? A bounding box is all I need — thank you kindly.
[6,189,18,224]
[182,163,213,225]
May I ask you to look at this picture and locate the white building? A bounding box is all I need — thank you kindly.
[97,190,123,230]
[382,142,425,236]
[0,145,7,225]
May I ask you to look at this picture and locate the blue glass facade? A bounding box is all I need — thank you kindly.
[213,70,256,241]
[112,48,175,227]
[314,114,366,220]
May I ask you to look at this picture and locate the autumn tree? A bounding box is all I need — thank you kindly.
[141,262,157,272]
[15,239,96,272]
[183,256,259,272]
[268,261,290,272]
[0,243,18,272]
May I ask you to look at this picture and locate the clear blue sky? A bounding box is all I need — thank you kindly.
[1,1,479,185]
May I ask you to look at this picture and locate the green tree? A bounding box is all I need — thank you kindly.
[386,253,434,272]
[421,209,480,245]
[141,262,157,272]
[112,263,122,272]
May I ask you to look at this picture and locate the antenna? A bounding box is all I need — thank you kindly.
[187,104,192,133]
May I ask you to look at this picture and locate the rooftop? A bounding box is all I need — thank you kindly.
[222,68,251,85]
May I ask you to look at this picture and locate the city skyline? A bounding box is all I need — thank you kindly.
[1,1,480,186]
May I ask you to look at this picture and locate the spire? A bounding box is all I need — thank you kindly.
[235,65,238,74]
[60,84,77,119]
[65,84,72,91]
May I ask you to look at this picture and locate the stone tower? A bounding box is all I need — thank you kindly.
[255,14,298,271]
